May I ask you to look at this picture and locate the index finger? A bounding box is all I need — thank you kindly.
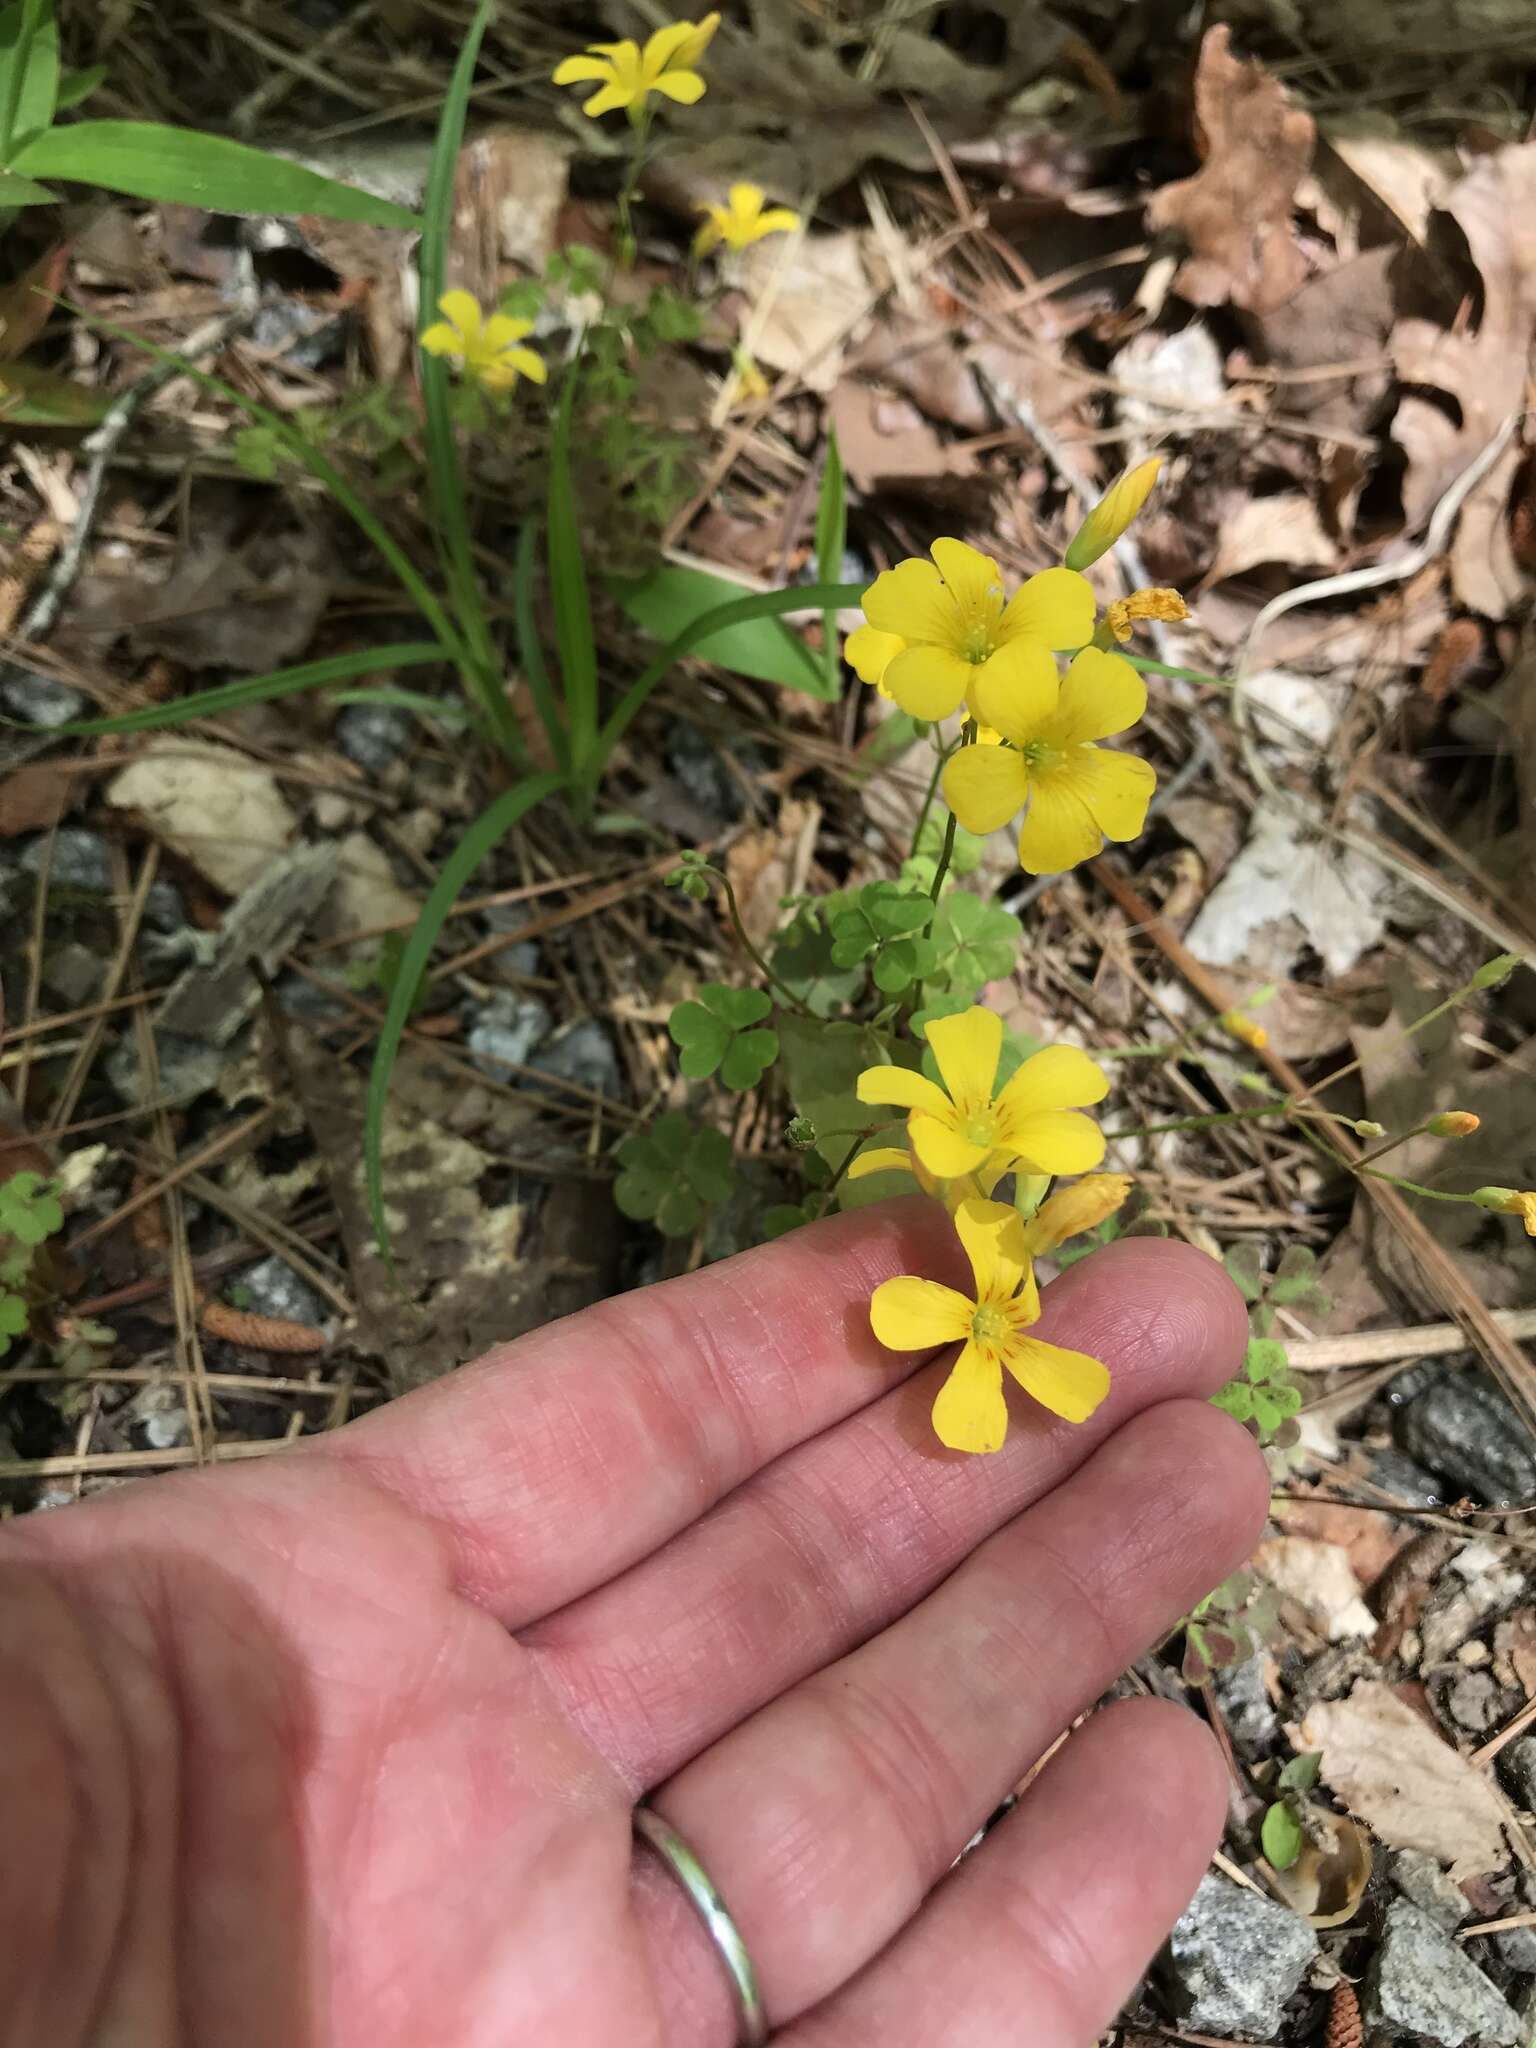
[322,1198,970,1627]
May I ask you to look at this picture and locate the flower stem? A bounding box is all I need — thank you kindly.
[1352,1165,1483,1205]
[689,860,811,1016]
[815,1131,872,1218]
[907,737,950,861]
[614,106,654,271]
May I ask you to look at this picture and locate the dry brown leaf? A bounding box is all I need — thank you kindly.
[739,231,880,393]
[829,382,979,491]
[0,760,72,838]
[106,741,299,898]
[1324,134,1450,243]
[1200,492,1337,589]
[449,128,572,294]
[1294,1679,1510,1879]
[71,529,332,675]
[1392,144,1536,526]
[724,798,819,952]
[1272,1496,1410,1590]
[1146,26,1315,314]
[1450,440,1528,619]
[1256,245,1395,433]
[1254,1535,1376,1642]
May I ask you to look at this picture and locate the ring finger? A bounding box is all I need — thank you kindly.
[633,1397,1265,2040]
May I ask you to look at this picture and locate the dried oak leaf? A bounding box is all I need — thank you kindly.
[1392,144,1536,527]
[1146,26,1315,314]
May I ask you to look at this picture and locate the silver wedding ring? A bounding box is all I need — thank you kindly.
[634,1805,769,2046]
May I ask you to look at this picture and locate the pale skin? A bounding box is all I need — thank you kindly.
[0,1198,1266,2046]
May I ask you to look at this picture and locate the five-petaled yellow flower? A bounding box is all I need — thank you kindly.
[695,183,800,255]
[871,1194,1114,1451]
[941,646,1156,875]
[419,292,546,393]
[553,13,719,120]
[845,539,1095,723]
[857,1005,1107,1181]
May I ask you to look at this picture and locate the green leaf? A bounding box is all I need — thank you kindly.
[1244,1336,1289,1383]
[770,908,866,1018]
[0,0,58,159]
[669,1000,731,1079]
[0,1293,29,1335]
[549,373,599,767]
[614,1113,735,1237]
[669,986,777,1089]
[1270,1243,1330,1310]
[814,428,846,698]
[719,1027,778,1091]
[54,61,102,112]
[929,891,1021,998]
[366,772,563,1272]
[1278,1751,1321,1794]
[0,166,54,203]
[3,643,448,737]
[1211,1381,1256,1422]
[12,122,421,226]
[512,523,569,773]
[0,354,110,422]
[1253,1384,1302,1434]
[1261,1801,1305,1872]
[1223,1243,1264,1302]
[0,1169,61,1244]
[776,1010,895,1198]
[610,564,830,698]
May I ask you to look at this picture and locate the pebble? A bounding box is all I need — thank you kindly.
[466,990,553,1081]
[0,669,85,726]
[1499,1735,1536,1811]
[1397,1374,1536,1505]
[106,1028,226,1105]
[42,940,102,1006]
[1368,1900,1521,2046]
[1367,1446,1446,1507]
[234,1255,328,1330]
[335,700,414,775]
[1166,1872,1317,2038]
[1212,1652,1279,1757]
[1391,1849,1468,1930]
[1437,1668,1517,1739]
[528,1017,622,1100]
[20,825,113,893]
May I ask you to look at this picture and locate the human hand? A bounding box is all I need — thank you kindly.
[0,1199,1264,2047]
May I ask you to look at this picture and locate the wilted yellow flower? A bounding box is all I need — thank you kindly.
[695,183,800,255]
[941,647,1156,875]
[870,1197,1112,1452]
[855,539,1095,722]
[1218,1009,1268,1052]
[1065,458,1162,570]
[553,12,719,119]
[1428,1111,1479,1137]
[1472,1187,1536,1235]
[1020,1174,1132,1254]
[419,291,546,392]
[1103,587,1189,644]
[856,1006,1107,1181]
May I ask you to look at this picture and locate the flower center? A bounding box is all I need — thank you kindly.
[1019,738,1060,772]
[971,1303,1008,1346]
[962,1107,999,1148]
[962,624,996,665]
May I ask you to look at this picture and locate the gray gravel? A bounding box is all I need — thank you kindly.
[1367,1900,1521,2047]
[1166,1872,1317,2038]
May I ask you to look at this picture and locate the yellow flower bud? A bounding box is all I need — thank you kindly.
[1472,1187,1536,1234]
[1065,458,1162,570]
[1102,587,1190,644]
[1217,1009,1268,1051]
[1022,1173,1133,1255]
[1428,1111,1479,1138]
[1351,1119,1387,1139]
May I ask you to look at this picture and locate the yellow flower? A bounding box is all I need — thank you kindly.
[419,291,546,392]
[941,646,1155,875]
[695,183,800,255]
[870,1197,1112,1451]
[1065,457,1162,570]
[846,1136,1009,1213]
[1103,587,1189,644]
[856,1005,1107,1181]
[553,13,719,119]
[1472,1187,1536,1235]
[856,539,1095,722]
[1020,1173,1132,1254]
[1218,1009,1268,1052]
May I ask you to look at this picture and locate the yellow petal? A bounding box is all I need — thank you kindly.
[580,79,635,116]
[670,10,721,67]
[1001,1109,1106,1177]
[954,1196,1029,1300]
[643,20,697,69]
[847,1145,918,1181]
[1014,775,1103,874]
[969,638,1058,741]
[998,565,1096,651]
[933,1340,1008,1452]
[1001,1333,1111,1423]
[870,1276,973,1353]
[929,537,1006,639]
[756,207,801,236]
[908,1113,991,1178]
[1046,648,1146,745]
[997,1043,1109,1117]
[942,742,1029,835]
[882,644,973,721]
[418,322,461,358]
[552,53,616,84]
[856,1063,951,1117]
[1023,1173,1132,1254]
[481,313,533,351]
[925,1006,1001,1108]
[845,623,905,686]
[1056,747,1157,843]
[728,182,765,215]
[435,289,482,342]
[507,347,547,384]
[863,556,959,646]
[650,67,706,102]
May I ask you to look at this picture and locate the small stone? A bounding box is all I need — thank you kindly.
[1368,1900,1521,2047]
[1213,1653,1279,1757]
[466,990,553,1081]
[1497,1736,1536,1810]
[233,1254,327,1329]
[272,969,351,1023]
[528,1017,621,1100]
[1367,1446,1446,1508]
[1166,1872,1318,2038]
[126,1382,191,1452]
[0,669,86,726]
[144,879,188,933]
[1491,1923,1536,1973]
[1398,1375,1536,1505]
[19,825,112,892]
[1391,1850,1468,1930]
[42,940,101,1006]
[335,701,413,775]
[1438,1668,1513,1739]
[106,1029,226,1105]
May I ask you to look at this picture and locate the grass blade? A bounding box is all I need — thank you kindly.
[547,373,599,771]
[1,643,448,737]
[814,429,846,697]
[513,522,570,771]
[594,579,866,764]
[365,769,564,1273]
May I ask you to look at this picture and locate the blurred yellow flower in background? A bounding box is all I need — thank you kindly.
[553,13,719,119]
[419,292,546,392]
[695,183,800,255]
